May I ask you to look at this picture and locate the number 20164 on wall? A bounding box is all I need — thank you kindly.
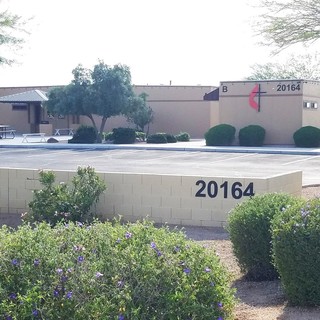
[195,180,255,200]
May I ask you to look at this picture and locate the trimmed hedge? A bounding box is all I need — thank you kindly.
[205,124,236,146]
[239,125,266,146]
[68,125,97,144]
[175,132,190,142]
[227,193,303,281]
[293,126,320,147]
[147,133,167,144]
[112,127,136,144]
[272,198,320,306]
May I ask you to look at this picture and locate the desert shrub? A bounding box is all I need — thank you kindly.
[0,220,235,319]
[163,133,177,143]
[68,125,97,144]
[239,125,266,146]
[112,127,136,144]
[205,124,236,146]
[135,131,146,141]
[175,132,190,142]
[293,126,320,147]
[272,198,320,306]
[23,166,106,225]
[103,131,114,141]
[147,133,168,144]
[227,193,303,281]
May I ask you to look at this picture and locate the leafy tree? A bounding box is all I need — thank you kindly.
[126,92,154,134]
[46,61,137,142]
[0,9,28,65]
[246,53,320,80]
[256,0,320,51]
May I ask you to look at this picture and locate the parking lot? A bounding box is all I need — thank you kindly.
[0,147,319,186]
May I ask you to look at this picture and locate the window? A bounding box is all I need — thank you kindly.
[12,103,28,111]
[303,101,318,109]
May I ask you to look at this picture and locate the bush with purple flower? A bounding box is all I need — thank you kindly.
[0,220,235,319]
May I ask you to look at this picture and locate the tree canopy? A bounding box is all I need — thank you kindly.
[246,53,320,80]
[0,9,28,65]
[255,0,320,51]
[46,61,138,141]
[126,93,154,134]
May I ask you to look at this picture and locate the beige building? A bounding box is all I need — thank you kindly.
[205,79,320,145]
[0,80,320,144]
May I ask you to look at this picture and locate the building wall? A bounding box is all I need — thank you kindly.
[219,80,304,145]
[301,81,320,127]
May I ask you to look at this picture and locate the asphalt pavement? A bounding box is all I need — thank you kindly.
[0,135,320,186]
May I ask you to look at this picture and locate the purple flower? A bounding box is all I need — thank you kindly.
[77,255,84,263]
[118,315,125,320]
[4,315,13,320]
[174,246,180,252]
[9,293,17,300]
[76,221,83,227]
[204,267,211,273]
[95,272,103,278]
[116,238,121,244]
[210,282,215,286]
[117,280,124,288]
[183,268,191,274]
[33,259,40,266]
[11,258,19,266]
[218,302,223,308]
[217,317,223,320]
[66,291,73,299]
[53,289,59,297]
[125,231,132,239]
[56,268,63,275]
[67,268,73,273]
[156,250,162,257]
[150,242,157,249]
[61,275,68,282]
[32,309,38,316]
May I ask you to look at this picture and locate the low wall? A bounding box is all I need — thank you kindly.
[0,168,302,227]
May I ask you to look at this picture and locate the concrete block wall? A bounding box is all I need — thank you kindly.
[0,168,302,227]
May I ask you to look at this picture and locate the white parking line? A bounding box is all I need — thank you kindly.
[283,156,320,165]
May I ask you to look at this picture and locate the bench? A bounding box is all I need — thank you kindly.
[54,128,74,136]
[22,133,46,143]
[0,129,16,139]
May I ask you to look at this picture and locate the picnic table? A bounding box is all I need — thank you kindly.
[54,128,74,136]
[0,125,16,139]
[22,133,46,143]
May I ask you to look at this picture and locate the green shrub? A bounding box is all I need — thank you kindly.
[227,193,303,281]
[163,133,177,143]
[103,131,114,141]
[293,126,320,147]
[205,124,236,146]
[135,131,146,141]
[175,132,190,142]
[0,220,235,319]
[68,125,97,144]
[112,127,136,144]
[147,133,168,144]
[23,166,106,225]
[272,198,320,306]
[239,125,266,146]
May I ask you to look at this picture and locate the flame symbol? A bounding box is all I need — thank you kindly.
[249,84,259,111]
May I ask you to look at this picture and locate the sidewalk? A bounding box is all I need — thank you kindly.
[1,135,320,155]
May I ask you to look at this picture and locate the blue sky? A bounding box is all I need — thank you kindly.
[0,0,312,87]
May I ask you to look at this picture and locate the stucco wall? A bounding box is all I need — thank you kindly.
[219,80,304,145]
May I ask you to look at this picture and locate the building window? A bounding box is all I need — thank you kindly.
[12,103,28,111]
[303,101,318,109]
